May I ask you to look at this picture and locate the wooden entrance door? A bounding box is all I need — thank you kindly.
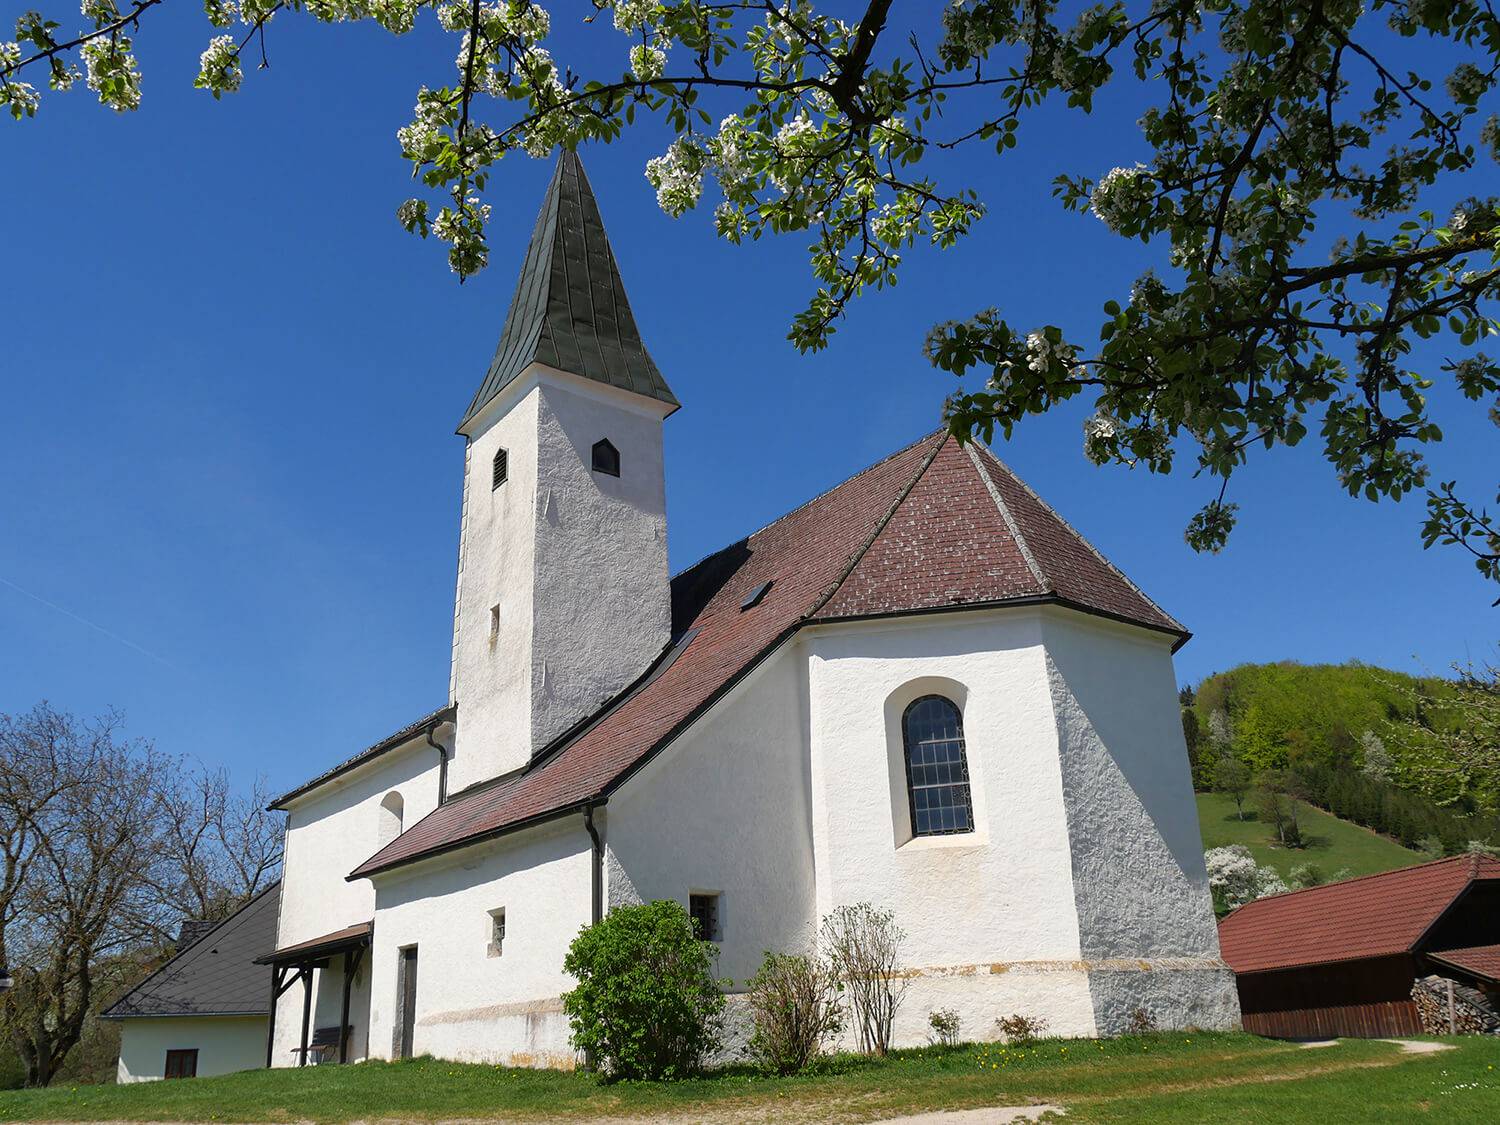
[398,946,418,1059]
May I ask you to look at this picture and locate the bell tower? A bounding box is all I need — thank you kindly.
[446,151,678,794]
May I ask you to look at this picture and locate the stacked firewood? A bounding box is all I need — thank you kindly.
[1412,975,1500,1035]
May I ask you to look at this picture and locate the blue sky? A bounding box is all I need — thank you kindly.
[1,11,1493,796]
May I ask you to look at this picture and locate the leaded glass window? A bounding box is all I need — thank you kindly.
[902,695,974,836]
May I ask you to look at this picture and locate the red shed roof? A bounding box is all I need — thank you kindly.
[1428,943,1500,984]
[348,431,1184,879]
[1218,854,1500,974]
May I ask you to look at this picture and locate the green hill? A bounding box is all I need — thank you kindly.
[1183,659,1491,811]
[1196,791,1422,881]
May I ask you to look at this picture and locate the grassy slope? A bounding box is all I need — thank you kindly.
[1196,791,1422,880]
[1,1035,1496,1124]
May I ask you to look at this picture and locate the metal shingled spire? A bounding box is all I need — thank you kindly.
[458,150,678,432]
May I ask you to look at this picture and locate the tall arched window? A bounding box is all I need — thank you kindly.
[902,696,974,836]
[378,791,405,848]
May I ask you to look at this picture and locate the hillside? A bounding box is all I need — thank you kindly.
[1195,791,1422,882]
[1183,660,1491,812]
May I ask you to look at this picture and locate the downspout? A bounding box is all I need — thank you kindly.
[427,720,449,805]
[583,803,604,925]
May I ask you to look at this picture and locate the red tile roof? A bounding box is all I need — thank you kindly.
[1428,943,1500,984]
[348,431,1185,879]
[1218,854,1500,974]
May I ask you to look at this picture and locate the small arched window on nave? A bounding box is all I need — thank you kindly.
[901,695,974,836]
[378,790,405,848]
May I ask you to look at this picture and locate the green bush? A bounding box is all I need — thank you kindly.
[746,951,843,1075]
[561,900,725,1080]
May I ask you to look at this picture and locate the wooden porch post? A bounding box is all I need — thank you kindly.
[265,965,283,1069]
[299,965,314,1067]
[338,949,354,1065]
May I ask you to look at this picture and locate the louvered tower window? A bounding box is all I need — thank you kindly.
[902,696,974,836]
[591,439,620,477]
[492,448,508,489]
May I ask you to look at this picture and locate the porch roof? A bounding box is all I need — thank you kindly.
[257,921,372,966]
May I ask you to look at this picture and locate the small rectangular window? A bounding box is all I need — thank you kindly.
[689,893,721,942]
[488,907,506,957]
[164,1049,198,1079]
[492,448,508,489]
[489,605,500,644]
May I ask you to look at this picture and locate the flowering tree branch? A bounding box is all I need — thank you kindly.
[3,0,1499,595]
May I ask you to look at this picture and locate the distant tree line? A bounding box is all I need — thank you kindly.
[1183,659,1500,855]
[0,703,282,1087]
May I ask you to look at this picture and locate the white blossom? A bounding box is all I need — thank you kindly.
[644,135,704,217]
[0,40,21,67]
[80,0,118,22]
[1089,163,1151,233]
[1082,411,1117,466]
[613,0,656,33]
[372,0,420,35]
[80,37,141,111]
[1450,207,1470,232]
[1360,730,1393,781]
[195,35,242,98]
[397,197,427,232]
[629,44,665,82]
[3,80,40,119]
[203,0,237,28]
[1205,845,1288,911]
[769,114,818,190]
[1445,62,1486,106]
[1025,329,1074,375]
[709,114,752,188]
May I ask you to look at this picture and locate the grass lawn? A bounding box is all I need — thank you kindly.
[2,1034,1497,1124]
[1196,791,1422,881]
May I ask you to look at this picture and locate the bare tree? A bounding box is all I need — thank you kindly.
[0,705,168,1085]
[0,703,284,1086]
[150,765,282,931]
[820,903,908,1057]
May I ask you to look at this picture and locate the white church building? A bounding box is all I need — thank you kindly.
[115,151,1238,1079]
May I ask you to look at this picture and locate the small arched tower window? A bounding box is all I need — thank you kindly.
[492,448,508,489]
[902,696,974,836]
[378,791,405,848]
[591,439,620,477]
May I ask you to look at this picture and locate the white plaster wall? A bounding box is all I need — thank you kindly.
[531,375,671,750]
[807,610,1086,970]
[1040,611,1240,1032]
[272,730,446,1065]
[803,606,1236,1042]
[367,817,593,1068]
[450,382,541,791]
[604,640,817,987]
[116,1017,265,1083]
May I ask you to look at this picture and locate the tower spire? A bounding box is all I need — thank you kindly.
[459,150,678,434]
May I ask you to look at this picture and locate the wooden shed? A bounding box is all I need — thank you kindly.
[1218,853,1500,1038]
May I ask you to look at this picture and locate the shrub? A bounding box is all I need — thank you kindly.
[1288,862,1325,889]
[745,951,844,1075]
[561,900,725,1080]
[821,903,908,1056]
[928,1008,961,1047]
[1126,1007,1157,1034]
[995,1013,1047,1044]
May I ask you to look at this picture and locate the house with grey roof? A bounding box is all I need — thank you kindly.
[104,883,280,1081]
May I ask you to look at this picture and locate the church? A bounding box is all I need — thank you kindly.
[110,151,1238,1079]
